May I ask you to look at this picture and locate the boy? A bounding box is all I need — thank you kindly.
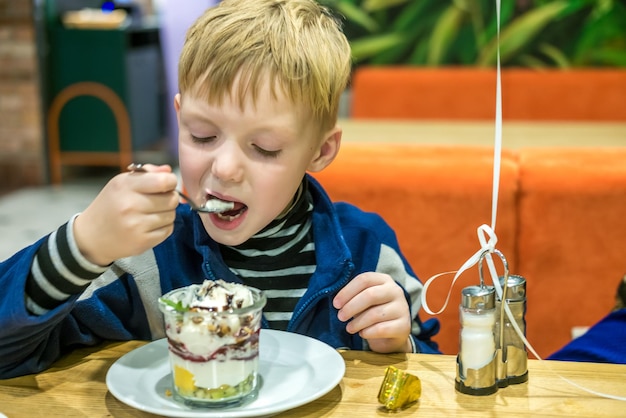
[0,0,439,379]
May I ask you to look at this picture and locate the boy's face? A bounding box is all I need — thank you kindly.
[175,79,340,246]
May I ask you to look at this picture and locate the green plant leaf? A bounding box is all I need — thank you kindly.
[334,0,380,33]
[585,48,626,66]
[538,43,571,68]
[480,0,516,47]
[350,32,407,63]
[459,0,484,47]
[408,38,431,65]
[454,25,481,65]
[160,298,188,313]
[427,4,466,66]
[370,36,414,65]
[390,0,439,32]
[517,54,549,69]
[363,0,409,12]
[571,1,626,66]
[477,1,571,66]
[322,0,625,68]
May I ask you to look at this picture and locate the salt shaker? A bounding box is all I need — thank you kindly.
[455,284,498,396]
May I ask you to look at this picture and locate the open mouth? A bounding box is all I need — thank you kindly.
[208,196,247,220]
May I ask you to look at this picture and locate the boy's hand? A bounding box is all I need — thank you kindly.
[73,164,179,266]
[333,272,412,353]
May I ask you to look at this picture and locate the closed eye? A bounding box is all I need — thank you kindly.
[191,135,217,144]
[253,145,281,158]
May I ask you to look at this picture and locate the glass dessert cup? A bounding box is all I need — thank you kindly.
[158,284,266,408]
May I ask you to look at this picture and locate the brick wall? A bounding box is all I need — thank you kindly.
[0,0,45,194]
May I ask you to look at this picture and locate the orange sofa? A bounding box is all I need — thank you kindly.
[351,67,626,121]
[312,143,626,358]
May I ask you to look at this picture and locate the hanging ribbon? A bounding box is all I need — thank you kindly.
[421,0,503,316]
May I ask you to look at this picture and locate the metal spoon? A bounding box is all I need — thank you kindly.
[126,163,235,213]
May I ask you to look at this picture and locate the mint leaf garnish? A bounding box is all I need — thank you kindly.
[161,298,188,313]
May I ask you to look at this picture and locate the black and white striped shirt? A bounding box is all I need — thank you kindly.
[220,180,316,330]
[25,216,108,315]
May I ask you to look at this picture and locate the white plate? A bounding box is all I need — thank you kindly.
[106,329,345,417]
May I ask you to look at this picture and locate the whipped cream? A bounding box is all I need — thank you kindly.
[187,279,255,311]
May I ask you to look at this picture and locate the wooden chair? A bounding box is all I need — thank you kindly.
[47,81,132,184]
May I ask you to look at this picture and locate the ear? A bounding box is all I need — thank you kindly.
[174,93,181,117]
[307,126,342,173]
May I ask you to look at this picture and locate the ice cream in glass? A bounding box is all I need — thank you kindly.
[158,280,266,407]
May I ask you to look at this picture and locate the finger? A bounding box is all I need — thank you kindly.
[134,207,177,230]
[355,316,407,340]
[121,226,174,258]
[336,276,397,322]
[333,273,383,309]
[131,189,180,213]
[126,168,178,194]
[113,212,176,257]
[345,302,404,334]
[336,285,381,322]
[128,163,173,173]
[122,206,177,235]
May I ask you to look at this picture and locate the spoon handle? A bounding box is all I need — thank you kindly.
[126,163,234,213]
[174,189,204,211]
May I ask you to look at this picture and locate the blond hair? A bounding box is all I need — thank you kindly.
[178,0,352,130]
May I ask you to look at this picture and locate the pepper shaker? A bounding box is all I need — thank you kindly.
[495,274,528,387]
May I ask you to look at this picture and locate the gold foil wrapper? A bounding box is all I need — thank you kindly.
[377,365,421,410]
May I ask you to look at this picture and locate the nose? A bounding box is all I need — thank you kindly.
[211,140,244,183]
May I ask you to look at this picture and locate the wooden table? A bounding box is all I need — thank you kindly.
[1,340,625,417]
[339,119,626,148]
